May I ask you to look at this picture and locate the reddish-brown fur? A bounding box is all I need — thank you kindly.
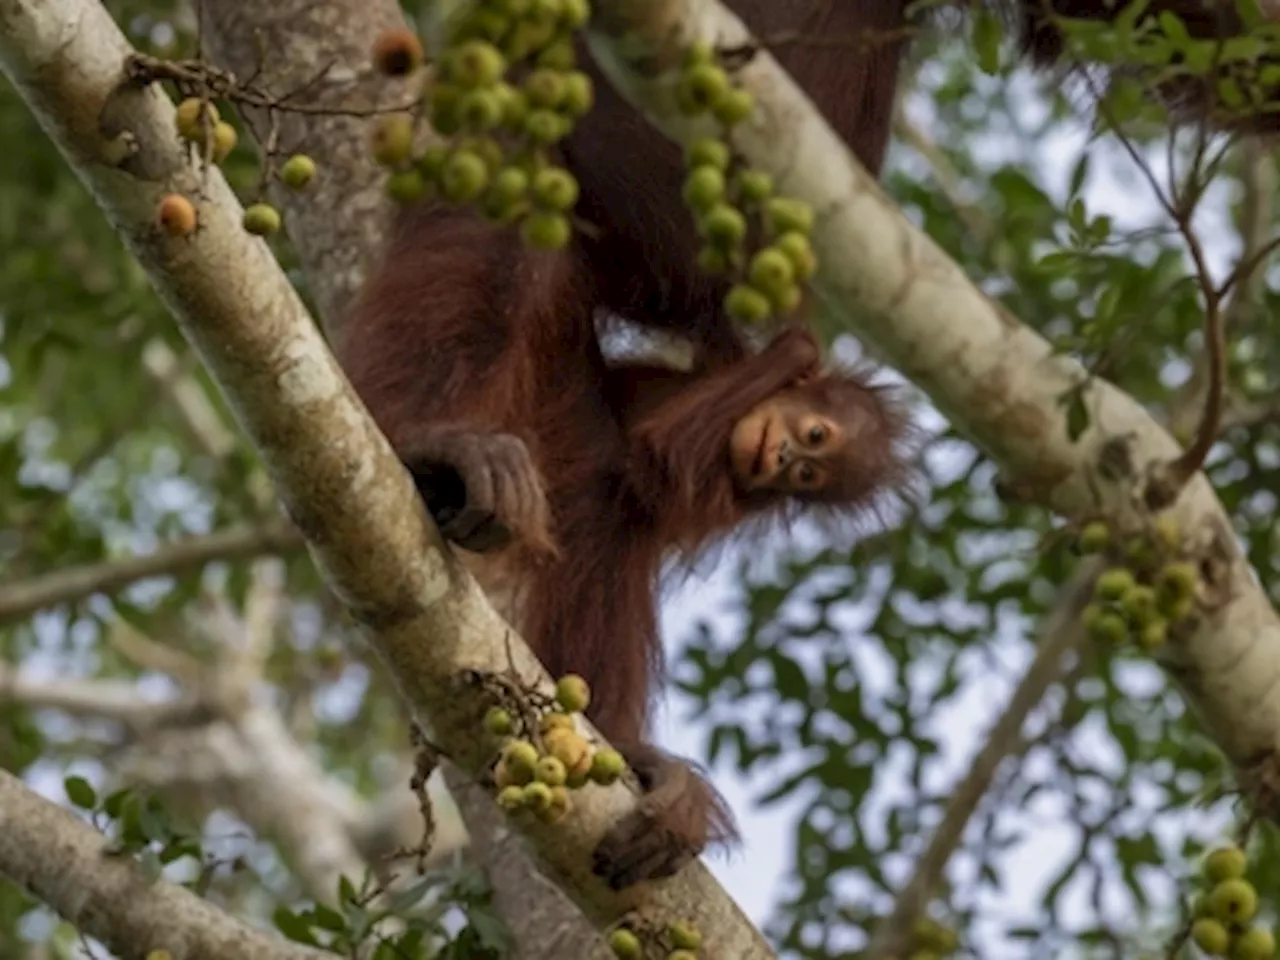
[338,217,902,719]
[341,0,1277,888]
[339,199,905,886]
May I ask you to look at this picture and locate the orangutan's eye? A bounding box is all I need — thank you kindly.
[806,424,827,446]
[792,462,818,487]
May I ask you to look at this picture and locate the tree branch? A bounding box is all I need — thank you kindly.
[0,522,302,626]
[1219,396,1280,433]
[142,338,240,459]
[864,568,1097,957]
[0,770,332,960]
[194,2,610,952]
[1,639,387,905]
[231,557,286,685]
[1167,143,1275,444]
[116,706,378,905]
[891,104,991,242]
[0,661,200,730]
[107,617,209,690]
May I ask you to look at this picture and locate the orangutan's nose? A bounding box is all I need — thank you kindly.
[776,440,791,467]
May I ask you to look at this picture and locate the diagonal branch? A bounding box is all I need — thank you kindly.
[142,338,240,459]
[116,704,380,905]
[0,521,302,626]
[194,5,612,955]
[232,556,286,684]
[864,567,1097,957]
[0,770,332,960]
[891,105,991,243]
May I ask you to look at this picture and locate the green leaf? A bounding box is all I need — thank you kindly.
[157,837,201,865]
[1068,153,1090,199]
[1063,388,1091,442]
[338,874,358,906]
[1067,198,1088,240]
[273,907,321,947]
[1218,76,1245,109]
[393,929,426,957]
[100,788,133,820]
[1182,40,1213,73]
[1235,0,1267,28]
[63,775,96,810]
[341,901,370,943]
[1157,11,1189,47]
[1086,214,1112,247]
[139,796,173,843]
[1115,0,1152,33]
[1095,284,1123,327]
[467,909,513,950]
[973,10,1003,75]
[117,794,149,851]
[1036,251,1082,275]
[384,874,440,916]
[308,904,348,933]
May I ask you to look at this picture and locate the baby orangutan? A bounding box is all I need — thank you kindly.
[731,382,867,497]
[340,208,906,887]
[342,0,1280,892]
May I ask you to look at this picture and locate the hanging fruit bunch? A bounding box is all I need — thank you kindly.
[368,8,820,327]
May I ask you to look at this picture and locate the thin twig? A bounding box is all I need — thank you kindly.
[105,618,206,687]
[1167,143,1273,440]
[233,557,286,684]
[386,724,442,873]
[125,53,419,117]
[1152,287,1225,507]
[1147,139,1272,505]
[1219,397,1280,433]
[864,568,1099,958]
[892,106,991,242]
[1086,75,1233,510]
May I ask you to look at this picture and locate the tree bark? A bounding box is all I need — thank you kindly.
[195,3,617,954]
[0,771,332,960]
[446,769,615,960]
[199,0,412,328]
